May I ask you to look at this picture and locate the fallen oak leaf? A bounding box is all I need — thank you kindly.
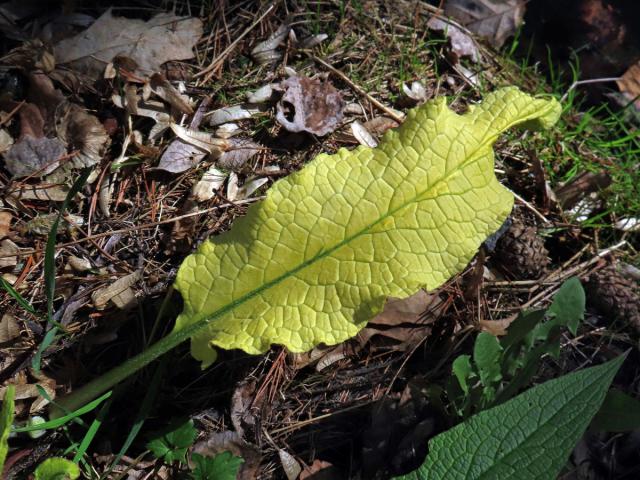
[53,9,203,81]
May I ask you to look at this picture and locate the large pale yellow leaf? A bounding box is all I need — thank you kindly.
[174,87,560,367]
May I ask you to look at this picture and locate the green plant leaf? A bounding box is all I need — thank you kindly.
[394,354,626,480]
[473,332,503,387]
[191,452,244,480]
[546,277,585,335]
[174,87,561,367]
[0,385,15,474]
[34,458,80,480]
[590,388,640,432]
[452,355,472,394]
[147,419,197,464]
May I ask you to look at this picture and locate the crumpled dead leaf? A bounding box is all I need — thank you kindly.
[443,0,525,48]
[427,17,480,62]
[55,102,110,168]
[54,9,203,80]
[276,75,344,136]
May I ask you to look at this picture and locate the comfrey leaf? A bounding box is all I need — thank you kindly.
[174,87,561,367]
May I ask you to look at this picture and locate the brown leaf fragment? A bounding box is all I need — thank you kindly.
[300,460,335,480]
[217,138,261,171]
[55,102,110,169]
[7,184,70,202]
[53,9,203,80]
[0,313,21,344]
[444,0,526,48]
[0,239,20,268]
[357,290,444,350]
[479,316,516,336]
[3,135,66,178]
[91,270,142,310]
[276,75,345,136]
[0,212,11,239]
[427,17,480,62]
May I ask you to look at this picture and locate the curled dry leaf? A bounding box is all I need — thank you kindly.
[169,123,227,155]
[149,73,193,115]
[426,17,480,63]
[351,121,378,148]
[111,94,171,140]
[276,75,345,136]
[227,173,268,202]
[402,81,429,103]
[217,137,261,171]
[55,102,110,168]
[207,104,262,126]
[443,0,525,48]
[54,9,203,80]
[215,123,241,139]
[251,23,289,65]
[192,165,228,202]
[246,84,276,104]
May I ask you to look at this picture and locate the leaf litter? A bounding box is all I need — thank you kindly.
[0,2,639,479]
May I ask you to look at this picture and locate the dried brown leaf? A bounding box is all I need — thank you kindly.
[54,9,203,80]
[0,212,11,239]
[427,17,480,62]
[276,75,344,136]
[3,135,66,178]
[444,0,525,48]
[55,102,110,169]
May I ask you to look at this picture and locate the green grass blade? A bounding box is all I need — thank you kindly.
[33,168,92,373]
[13,391,111,433]
[72,395,112,463]
[0,277,36,315]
